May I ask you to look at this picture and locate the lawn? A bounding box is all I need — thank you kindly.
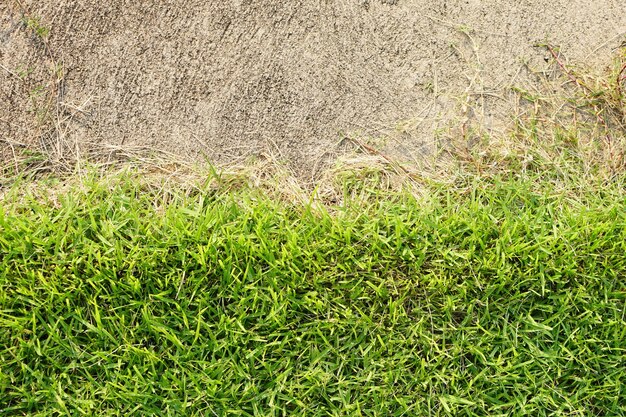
[1,172,625,416]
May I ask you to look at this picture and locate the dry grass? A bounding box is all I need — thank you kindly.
[448,44,626,183]
[2,47,625,208]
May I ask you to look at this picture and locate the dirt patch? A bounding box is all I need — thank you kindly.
[2,0,625,177]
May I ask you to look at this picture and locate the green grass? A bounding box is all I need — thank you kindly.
[1,172,625,416]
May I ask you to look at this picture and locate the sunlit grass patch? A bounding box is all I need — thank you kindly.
[1,171,625,416]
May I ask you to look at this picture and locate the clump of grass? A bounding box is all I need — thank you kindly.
[1,169,625,416]
[450,45,626,188]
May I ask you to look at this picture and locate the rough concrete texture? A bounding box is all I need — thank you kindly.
[1,0,625,175]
